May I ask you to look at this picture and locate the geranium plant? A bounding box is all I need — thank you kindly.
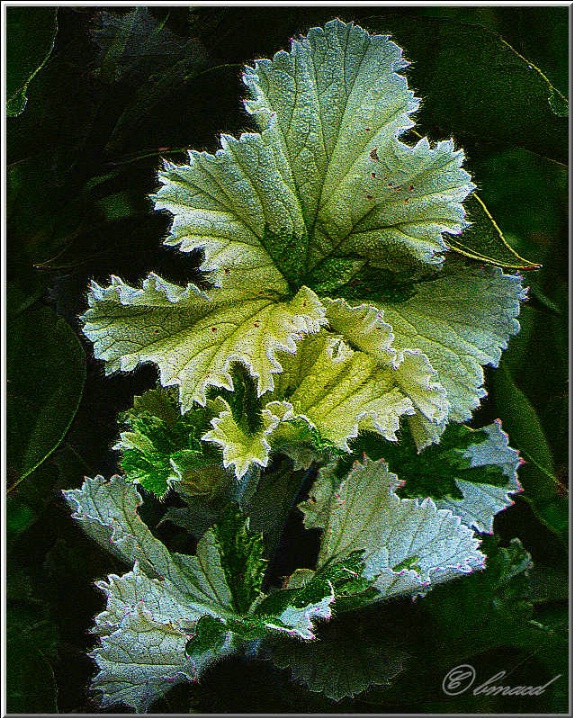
[64,19,538,711]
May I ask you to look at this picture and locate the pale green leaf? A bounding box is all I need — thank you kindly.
[91,563,234,712]
[324,297,448,447]
[154,19,474,293]
[154,131,305,290]
[82,273,325,410]
[66,477,338,709]
[379,262,526,423]
[435,421,522,534]
[63,474,234,613]
[201,331,418,476]
[202,398,284,479]
[243,19,474,271]
[268,334,415,450]
[300,458,485,599]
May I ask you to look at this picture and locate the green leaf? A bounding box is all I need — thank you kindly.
[493,365,568,540]
[7,603,59,713]
[115,386,224,497]
[6,7,58,116]
[243,20,474,273]
[448,193,541,270]
[433,422,522,533]
[91,563,234,712]
[269,334,416,450]
[213,507,267,614]
[324,297,448,447]
[65,475,338,709]
[185,615,228,659]
[252,577,335,640]
[268,610,408,701]
[63,475,234,613]
[154,19,474,293]
[379,261,525,425]
[369,14,568,164]
[82,273,326,411]
[203,397,284,479]
[8,297,86,484]
[345,421,522,534]
[300,458,485,600]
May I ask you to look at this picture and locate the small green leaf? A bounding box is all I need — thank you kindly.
[213,506,267,614]
[6,7,58,116]
[8,295,86,484]
[186,616,227,658]
[447,193,541,270]
[115,386,220,497]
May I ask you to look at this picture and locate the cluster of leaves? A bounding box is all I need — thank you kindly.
[7,6,568,715]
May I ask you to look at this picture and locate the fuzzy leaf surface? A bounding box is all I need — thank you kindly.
[82,273,325,410]
[65,476,336,710]
[379,262,526,425]
[300,458,485,600]
[154,19,474,290]
[343,421,522,534]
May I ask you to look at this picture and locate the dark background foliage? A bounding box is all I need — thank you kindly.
[6,5,568,714]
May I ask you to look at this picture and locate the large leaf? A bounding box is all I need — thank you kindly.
[8,297,86,484]
[6,7,58,116]
[154,18,474,289]
[82,273,325,410]
[85,20,523,447]
[379,261,525,424]
[300,458,485,600]
[90,563,232,712]
[63,475,235,613]
[343,421,522,534]
[268,609,408,701]
[64,476,337,710]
